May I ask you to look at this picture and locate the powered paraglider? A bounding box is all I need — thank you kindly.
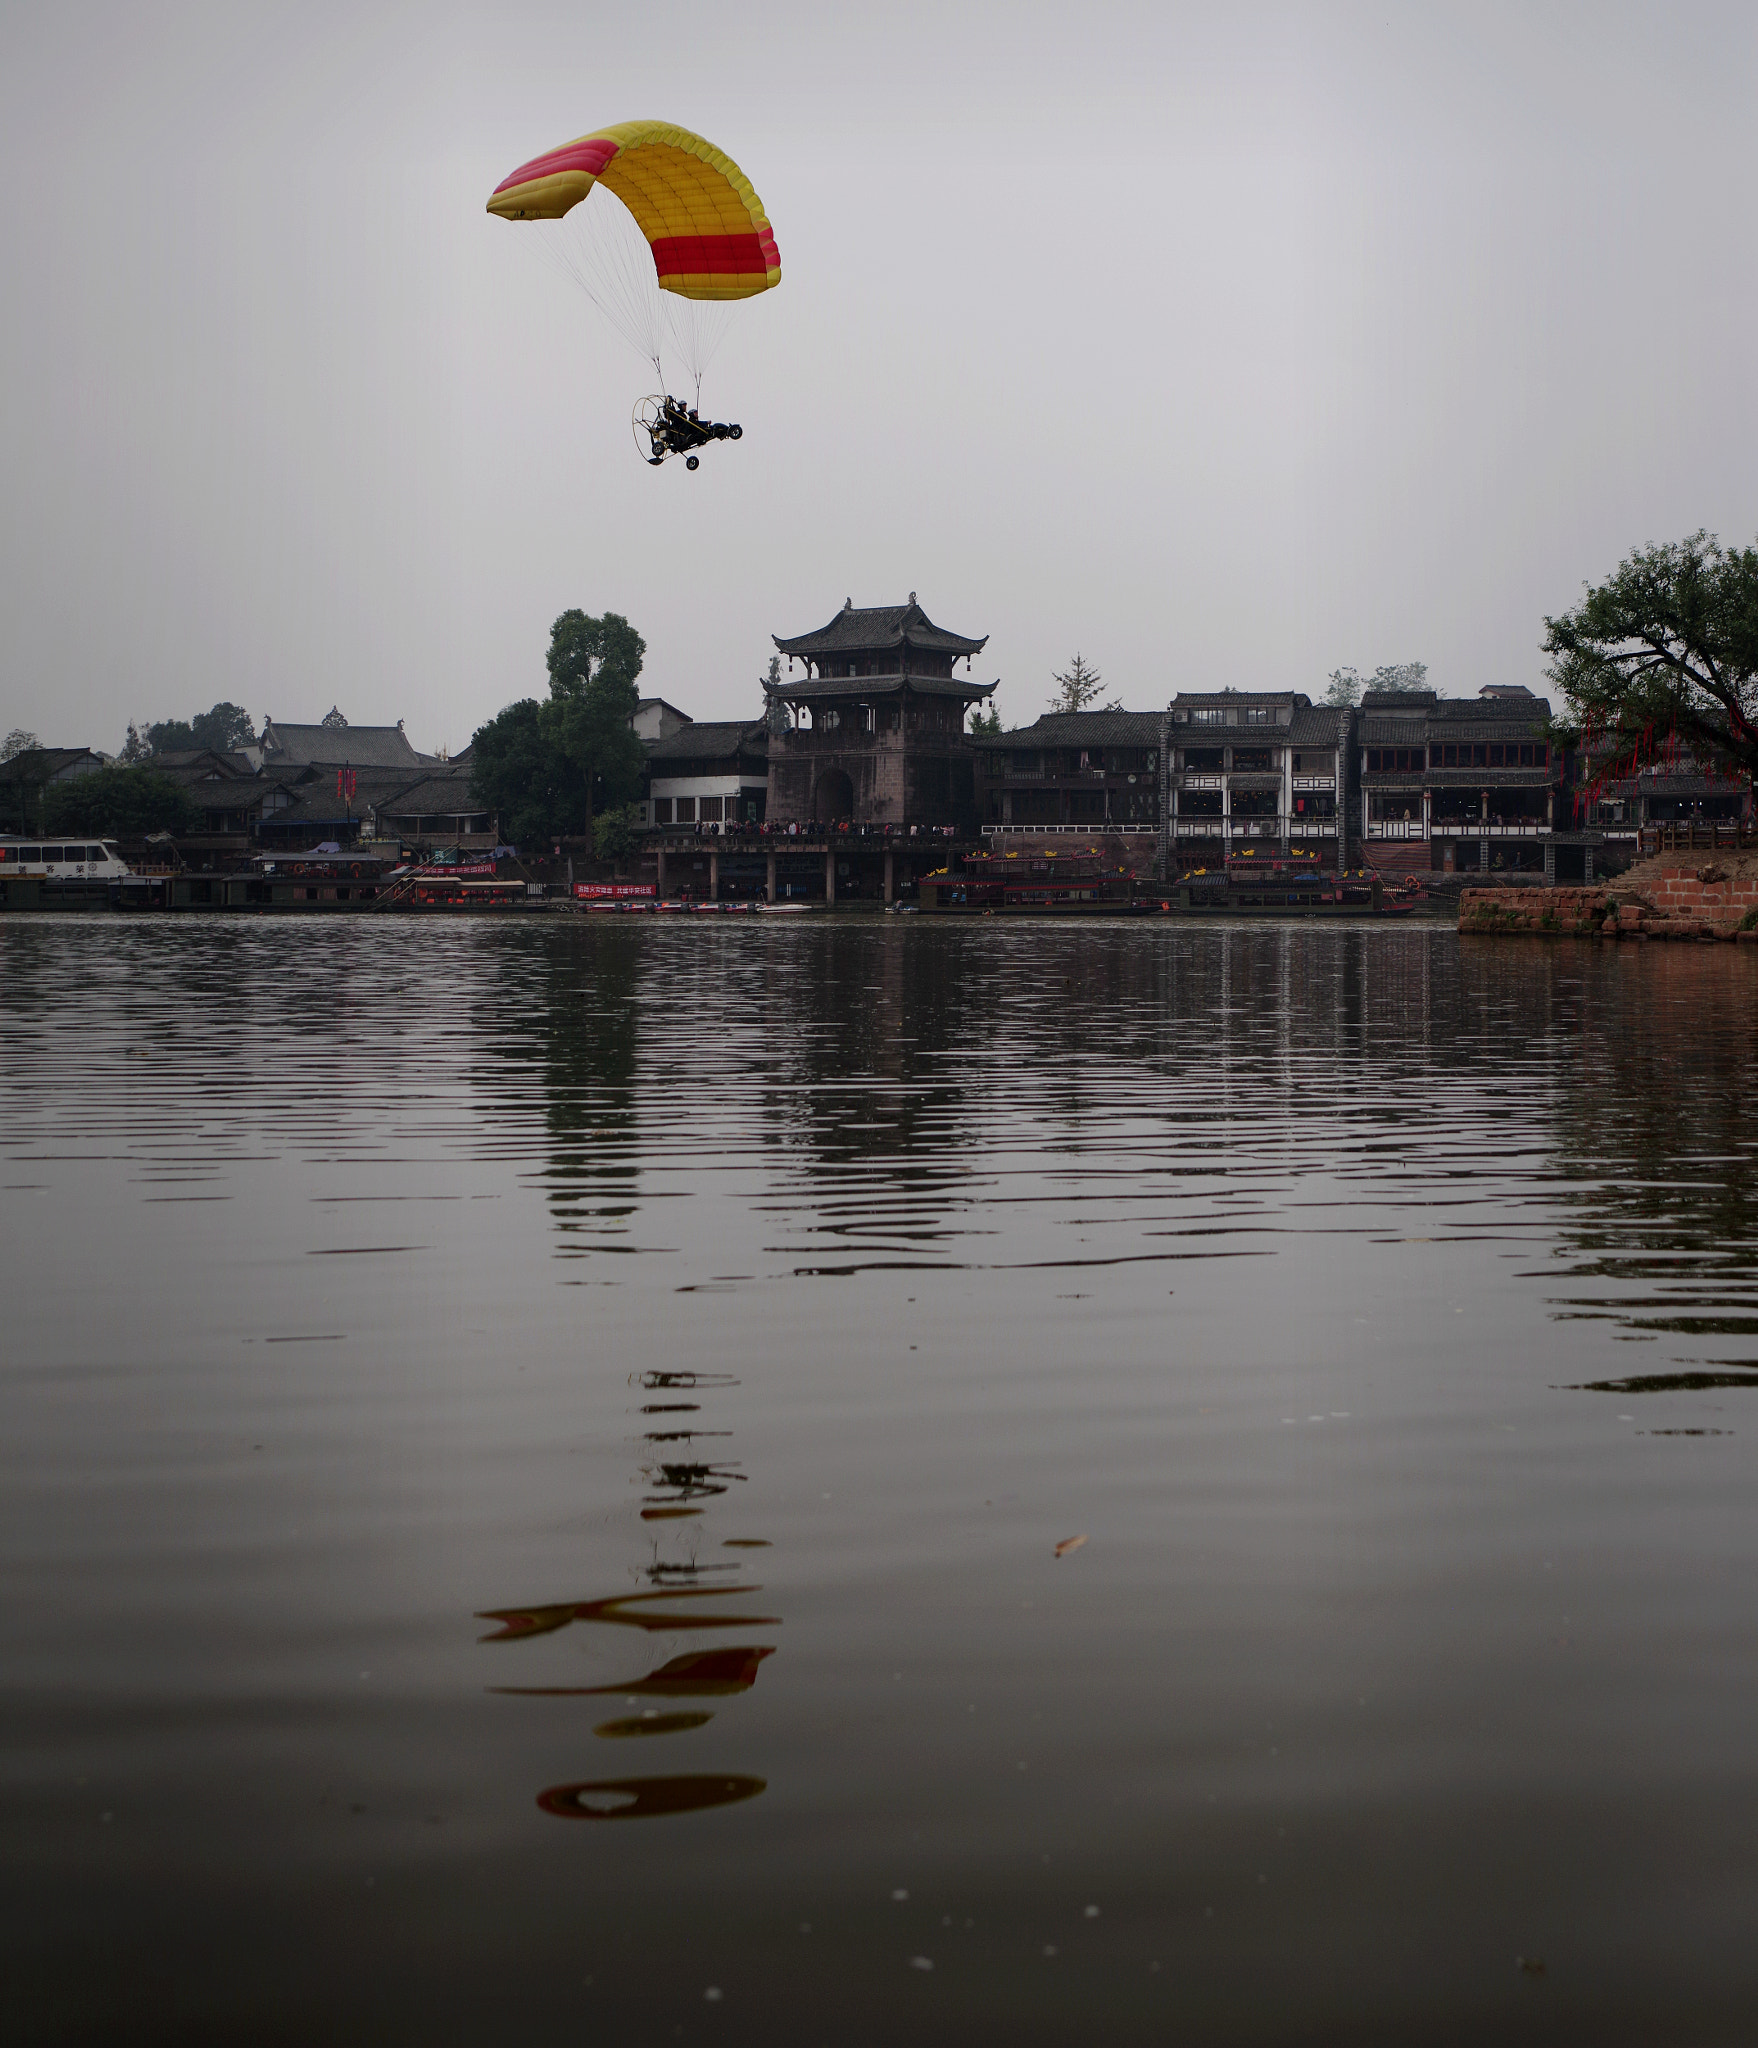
[488,120,779,463]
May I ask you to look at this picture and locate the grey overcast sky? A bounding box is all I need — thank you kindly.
[3,2,1755,753]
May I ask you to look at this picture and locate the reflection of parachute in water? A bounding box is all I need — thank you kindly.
[538,1774,766,1821]
[487,119,780,407]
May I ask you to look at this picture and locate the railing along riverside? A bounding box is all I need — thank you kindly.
[1637,820,1757,855]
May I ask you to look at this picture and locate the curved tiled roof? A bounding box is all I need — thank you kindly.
[260,719,426,770]
[1289,705,1345,746]
[768,672,992,701]
[988,710,1162,747]
[774,598,987,659]
[645,720,769,764]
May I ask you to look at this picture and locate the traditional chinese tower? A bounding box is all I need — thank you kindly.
[766,595,992,829]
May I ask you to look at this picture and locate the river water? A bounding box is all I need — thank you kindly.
[3,916,1757,2045]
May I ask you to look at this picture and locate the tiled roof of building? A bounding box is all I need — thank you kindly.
[771,672,992,701]
[1172,690,1306,707]
[0,747,102,783]
[264,771,429,821]
[645,719,769,765]
[259,719,426,770]
[1360,689,1438,710]
[154,749,253,782]
[774,597,987,659]
[376,771,486,817]
[1289,705,1345,746]
[987,711,1163,748]
[1362,696,1553,744]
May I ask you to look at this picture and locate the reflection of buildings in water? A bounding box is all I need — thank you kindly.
[486,926,644,1246]
[480,1362,780,1818]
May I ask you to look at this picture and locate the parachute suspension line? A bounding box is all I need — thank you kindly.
[529,190,679,384]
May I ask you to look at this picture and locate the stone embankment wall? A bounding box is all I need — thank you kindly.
[1460,855,1758,942]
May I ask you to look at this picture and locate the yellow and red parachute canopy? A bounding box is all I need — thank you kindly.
[488,120,780,302]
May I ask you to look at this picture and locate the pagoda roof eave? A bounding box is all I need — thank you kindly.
[765,674,994,702]
[772,599,987,659]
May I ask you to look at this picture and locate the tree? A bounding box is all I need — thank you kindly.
[968,696,1002,736]
[1050,654,1103,715]
[468,699,574,848]
[2,729,39,761]
[1325,662,1429,705]
[592,804,639,863]
[139,702,257,757]
[469,609,650,846]
[119,723,152,764]
[547,610,647,829]
[1544,532,1758,784]
[1369,663,1429,694]
[549,610,646,702]
[191,702,256,752]
[41,766,195,838]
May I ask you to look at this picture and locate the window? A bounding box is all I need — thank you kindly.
[822,709,841,731]
[1245,706,1270,725]
[699,796,723,822]
[652,798,672,824]
[1190,707,1225,725]
[1365,748,1424,772]
[1183,747,1225,772]
[1231,748,1273,772]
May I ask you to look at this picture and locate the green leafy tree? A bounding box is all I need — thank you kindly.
[469,609,649,846]
[191,702,256,752]
[2,729,39,761]
[468,699,573,848]
[1050,654,1103,715]
[547,610,647,828]
[1328,662,1429,706]
[1544,532,1758,783]
[144,702,256,756]
[1324,668,1361,707]
[119,722,152,763]
[592,804,639,863]
[41,766,195,838]
[968,696,1002,736]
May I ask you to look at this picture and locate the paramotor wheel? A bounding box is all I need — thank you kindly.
[685,455,700,470]
[632,394,667,463]
[728,424,742,440]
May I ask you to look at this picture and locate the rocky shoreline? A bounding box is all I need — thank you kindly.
[1460,850,1758,942]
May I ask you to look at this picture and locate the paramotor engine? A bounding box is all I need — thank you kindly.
[488,120,779,428]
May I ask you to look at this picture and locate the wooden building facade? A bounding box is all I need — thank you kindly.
[765,597,994,830]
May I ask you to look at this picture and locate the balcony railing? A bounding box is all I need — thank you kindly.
[1638,819,1756,854]
[1369,818,1554,840]
[1170,818,1337,840]
[981,823,1159,838]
